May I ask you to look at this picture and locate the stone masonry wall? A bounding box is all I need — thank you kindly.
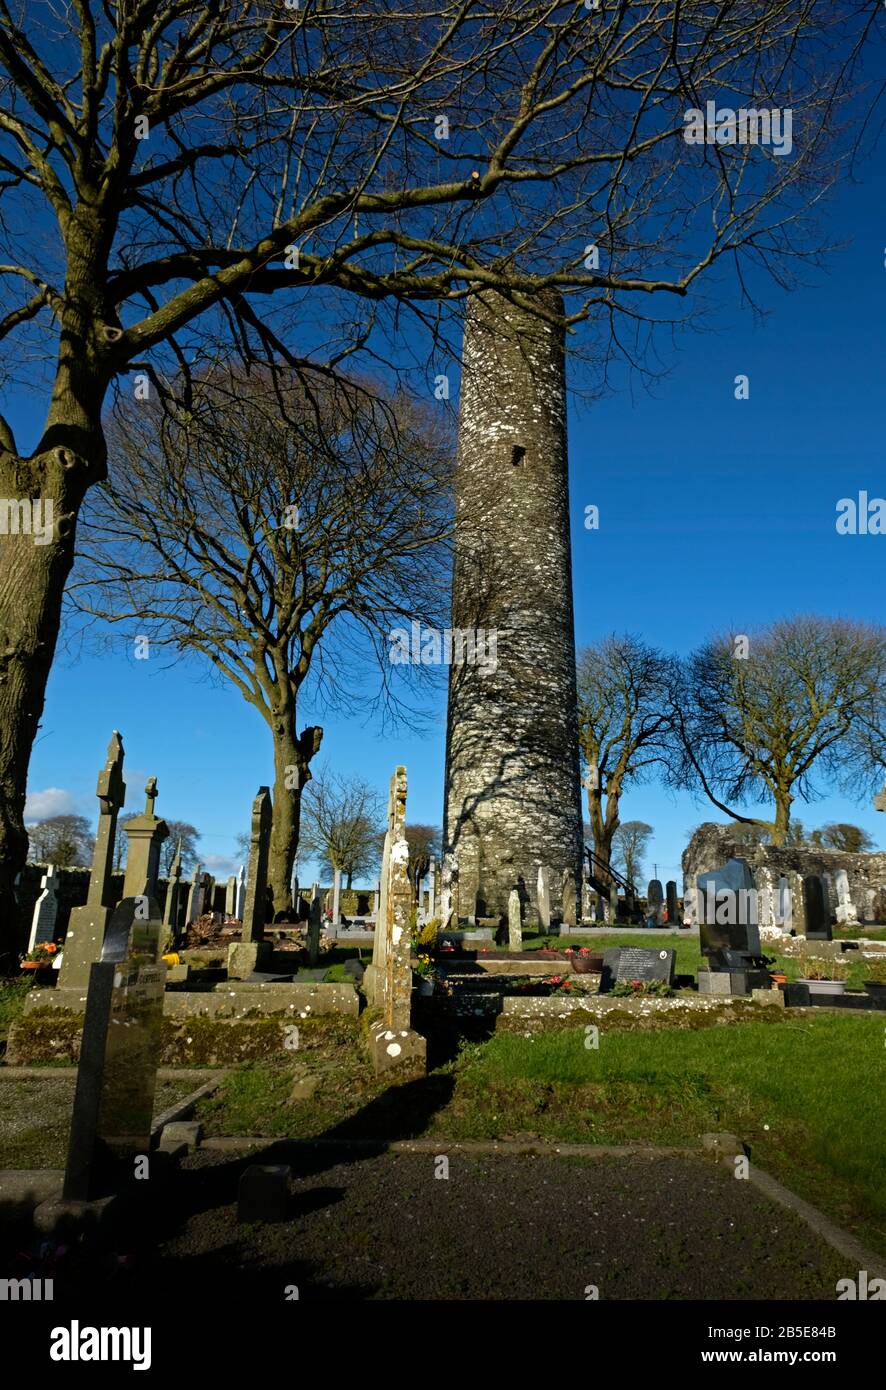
[442,289,584,923]
[682,823,886,931]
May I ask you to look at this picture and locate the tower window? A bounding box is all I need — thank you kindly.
[511,445,526,466]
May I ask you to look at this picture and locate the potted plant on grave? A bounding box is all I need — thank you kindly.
[611,977,674,998]
[861,957,886,1001]
[566,946,602,974]
[795,953,848,996]
[20,941,58,971]
[412,952,436,996]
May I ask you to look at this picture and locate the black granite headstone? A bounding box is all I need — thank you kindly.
[599,946,676,993]
[697,858,762,959]
[803,875,832,941]
[63,897,165,1201]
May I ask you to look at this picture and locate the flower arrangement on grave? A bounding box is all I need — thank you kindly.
[566,946,600,974]
[611,977,674,998]
[20,941,58,967]
[412,952,436,978]
[795,953,847,982]
[412,917,441,950]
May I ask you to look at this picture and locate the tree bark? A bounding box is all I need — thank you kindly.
[771,788,794,847]
[266,709,322,915]
[0,443,90,968]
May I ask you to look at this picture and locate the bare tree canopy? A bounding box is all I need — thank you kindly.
[299,769,384,888]
[577,634,674,871]
[0,0,879,960]
[70,365,451,906]
[671,617,886,845]
[26,813,94,867]
[611,819,653,891]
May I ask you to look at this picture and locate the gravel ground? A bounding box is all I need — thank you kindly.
[139,1148,849,1301]
[0,1075,198,1168]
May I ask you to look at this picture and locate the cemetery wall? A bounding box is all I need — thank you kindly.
[16,864,128,938]
[683,823,886,924]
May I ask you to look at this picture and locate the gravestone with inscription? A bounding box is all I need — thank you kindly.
[63,896,165,1201]
[598,946,676,994]
[28,863,59,953]
[697,856,770,994]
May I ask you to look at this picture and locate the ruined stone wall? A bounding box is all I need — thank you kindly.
[682,823,886,931]
[442,289,584,923]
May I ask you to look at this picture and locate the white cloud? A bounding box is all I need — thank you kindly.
[202,853,238,877]
[24,787,78,822]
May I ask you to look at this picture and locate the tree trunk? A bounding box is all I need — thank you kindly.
[266,711,322,915]
[0,444,88,970]
[771,788,794,847]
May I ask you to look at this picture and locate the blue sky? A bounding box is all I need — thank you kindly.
[18,161,886,888]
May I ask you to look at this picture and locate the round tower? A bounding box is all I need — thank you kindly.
[442,288,584,924]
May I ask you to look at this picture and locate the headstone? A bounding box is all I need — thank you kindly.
[28,863,59,953]
[803,875,832,941]
[665,880,679,928]
[225,875,237,917]
[697,857,768,993]
[561,869,577,927]
[580,876,592,923]
[62,896,165,1201]
[537,865,551,930]
[427,855,437,918]
[235,864,246,920]
[122,776,169,900]
[161,838,183,949]
[59,733,127,989]
[331,866,342,926]
[307,884,321,966]
[365,767,425,1077]
[508,888,522,952]
[185,865,204,924]
[833,869,858,928]
[598,947,676,994]
[228,788,273,978]
[647,878,664,925]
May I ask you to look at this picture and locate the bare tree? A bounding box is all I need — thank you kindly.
[0,1,877,958]
[404,824,442,904]
[26,813,94,867]
[671,618,886,845]
[299,770,384,889]
[611,820,653,891]
[71,366,451,908]
[577,635,674,873]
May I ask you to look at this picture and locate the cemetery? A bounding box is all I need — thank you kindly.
[0,3,884,1349]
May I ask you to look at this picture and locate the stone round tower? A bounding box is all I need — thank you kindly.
[442,288,584,924]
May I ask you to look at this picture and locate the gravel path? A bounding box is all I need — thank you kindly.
[144,1148,848,1300]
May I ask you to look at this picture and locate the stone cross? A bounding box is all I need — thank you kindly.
[235,864,246,920]
[364,766,425,1077]
[561,869,577,927]
[59,733,127,989]
[508,888,522,953]
[537,865,551,931]
[122,775,168,900]
[241,787,272,943]
[28,863,59,953]
[161,837,183,947]
[186,865,203,924]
